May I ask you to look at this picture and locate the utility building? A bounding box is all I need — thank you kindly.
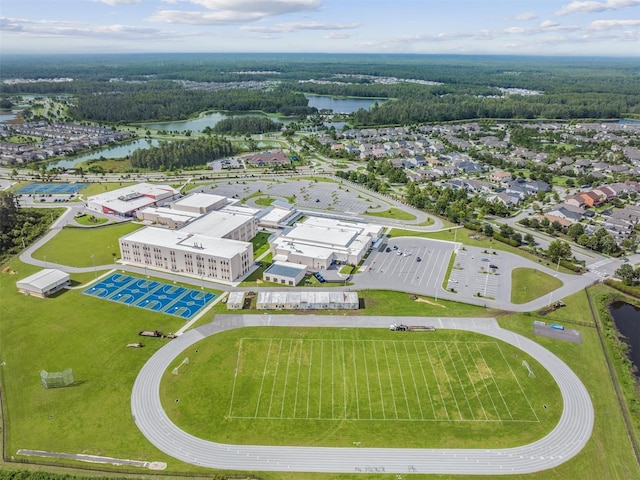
[16,269,70,298]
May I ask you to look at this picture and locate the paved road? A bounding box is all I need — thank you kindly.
[131,315,593,475]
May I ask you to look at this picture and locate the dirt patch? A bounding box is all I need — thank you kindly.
[414,297,446,308]
[2,266,16,274]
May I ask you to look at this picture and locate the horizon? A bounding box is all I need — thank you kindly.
[1,1,639,57]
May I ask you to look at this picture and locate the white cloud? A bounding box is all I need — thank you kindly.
[516,12,538,21]
[588,18,640,29]
[324,32,351,39]
[556,0,640,16]
[242,21,358,33]
[149,0,321,25]
[99,0,141,5]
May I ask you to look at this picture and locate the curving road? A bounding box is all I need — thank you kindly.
[131,315,593,475]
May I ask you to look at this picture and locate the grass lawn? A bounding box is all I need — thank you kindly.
[32,222,143,267]
[78,182,138,198]
[162,326,561,448]
[364,207,416,221]
[0,259,216,474]
[254,196,276,206]
[511,268,563,304]
[73,214,108,226]
[251,231,272,259]
[2,244,639,480]
[497,296,640,480]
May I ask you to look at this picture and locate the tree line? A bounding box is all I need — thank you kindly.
[0,192,55,265]
[128,136,236,170]
[212,116,281,135]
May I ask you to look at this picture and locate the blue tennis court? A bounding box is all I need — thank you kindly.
[17,183,87,195]
[83,274,216,319]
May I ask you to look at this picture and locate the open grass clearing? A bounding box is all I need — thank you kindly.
[251,231,272,259]
[32,222,142,267]
[364,207,416,221]
[162,326,560,448]
[511,268,563,304]
[78,182,137,198]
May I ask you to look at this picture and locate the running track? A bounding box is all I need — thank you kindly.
[131,315,593,475]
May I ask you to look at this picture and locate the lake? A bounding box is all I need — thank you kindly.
[306,95,385,114]
[49,139,160,169]
[608,301,640,376]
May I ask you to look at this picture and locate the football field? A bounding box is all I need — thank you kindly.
[228,337,539,424]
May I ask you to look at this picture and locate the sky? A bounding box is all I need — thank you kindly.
[1,0,639,56]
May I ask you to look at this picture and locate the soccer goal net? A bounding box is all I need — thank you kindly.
[40,368,74,388]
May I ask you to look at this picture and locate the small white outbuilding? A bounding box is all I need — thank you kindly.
[16,268,70,298]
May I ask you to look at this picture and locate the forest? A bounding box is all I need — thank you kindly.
[0,192,54,265]
[212,115,281,135]
[128,136,236,170]
[1,53,639,125]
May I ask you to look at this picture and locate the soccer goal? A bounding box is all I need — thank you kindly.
[522,360,535,378]
[40,368,74,388]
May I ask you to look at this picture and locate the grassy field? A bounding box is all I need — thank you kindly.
[364,207,416,221]
[1,262,639,478]
[511,268,563,304]
[73,214,108,226]
[32,222,142,267]
[251,231,272,259]
[78,182,137,198]
[161,326,561,448]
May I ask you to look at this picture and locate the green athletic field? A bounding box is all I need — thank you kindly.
[161,326,561,449]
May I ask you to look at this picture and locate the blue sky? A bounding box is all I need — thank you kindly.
[1,0,639,56]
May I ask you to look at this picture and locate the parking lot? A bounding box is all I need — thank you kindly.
[358,238,456,293]
[196,178,382,214]
[448,248,505,300]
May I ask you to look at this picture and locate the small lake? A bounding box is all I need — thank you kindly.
[0,110,19,122]
[49,139,160,169]
[306,95,384,114]
[608,301,640,376]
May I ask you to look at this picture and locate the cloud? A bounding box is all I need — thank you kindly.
[99,0,142,5]
[149,0,321,25]
[556,0,640,16]
[0,16,182,40]
[324,32,351,39]
[516,12,538,21]
[588,18,640,29]
[242,21,358,33]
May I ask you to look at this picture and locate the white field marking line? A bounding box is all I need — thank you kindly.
[444,342,475,420]
[228,415,539,423]
[455,341,488,421]
[477,342,513,421]
[342,340,347,419]
[280,339,294,419]
[352,341,360,420]
[255,339,274,418]
[362,340,373,419]
[435,342,462,420]
[403,341,425,420]
[319,339,324,419]
[266,339,283,418]
[466,342,500,420]
[306,340,314,420]
[371,339,386,420]
[423,341,449,420]
[383,341,399,419]
[228,337,243,418]
[331,340,335,419]
[413,341,436,419]
[293,339,303,418]
[497,343,540,422]
[393,341,412,419]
